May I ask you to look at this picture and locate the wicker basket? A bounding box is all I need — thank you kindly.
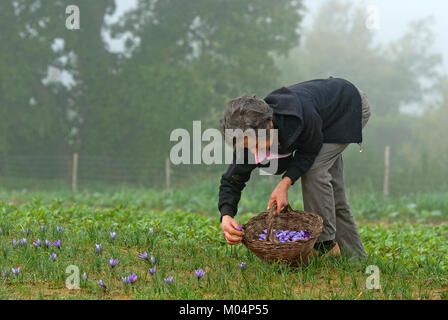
[242,203,323,267]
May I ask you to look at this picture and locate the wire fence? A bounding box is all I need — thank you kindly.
[0,149,447,196]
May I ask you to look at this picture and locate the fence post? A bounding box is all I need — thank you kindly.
[165,157,171,188]
[72,153,78,193]
[383,146,390,197]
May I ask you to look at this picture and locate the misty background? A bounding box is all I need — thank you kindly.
[1,0,447,212]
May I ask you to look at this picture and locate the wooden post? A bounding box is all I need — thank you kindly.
[383,146,390,197]
[72,153,78,193]
[165,157,171,189]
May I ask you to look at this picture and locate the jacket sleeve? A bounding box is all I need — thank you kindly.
[282,110,323,185]
[218,148,257,222]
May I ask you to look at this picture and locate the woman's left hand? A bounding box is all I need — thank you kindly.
[268,177,292,215]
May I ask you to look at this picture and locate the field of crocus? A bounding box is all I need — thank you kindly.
[1,187,448,300]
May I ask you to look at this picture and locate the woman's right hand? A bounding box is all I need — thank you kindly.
[221,215,244,245]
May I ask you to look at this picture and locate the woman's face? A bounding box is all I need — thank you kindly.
[237,121,274,155]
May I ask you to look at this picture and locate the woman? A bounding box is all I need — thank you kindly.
[218,76,371,258]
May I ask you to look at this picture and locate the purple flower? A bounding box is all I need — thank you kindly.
[139,252,148,260]
[238,262,247,270]
[235,225,242,231]
[33,239,41,247]
[44,240,51,248]
[148,266,157,275]
[0,228,3,235]
[50,252,57,261]
[53,240,61,249]
[109,258,119,268]
[12,239,18,247]
[164,276,173,284]
[83,272,87,281]
[194,269,205,280]
[149,228,154,235]
[95,244,102,253]
[150,256,156,264]
[110,232,116,240]
[129,273,137,284]
[122,275,130,285]
[56,226,63,233]
[11,268,20,275]
[40,225,46,232]
[99,280,107,289]
[23,228,29,235]
[19,238,27,245]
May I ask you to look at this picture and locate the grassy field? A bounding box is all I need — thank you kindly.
[1,185,448,300]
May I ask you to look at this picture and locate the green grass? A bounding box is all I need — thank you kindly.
[1,193,448,300]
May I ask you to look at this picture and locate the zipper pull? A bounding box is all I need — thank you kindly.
[358,142,363,153]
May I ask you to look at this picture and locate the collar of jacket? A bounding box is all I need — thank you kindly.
[264,86,304,152]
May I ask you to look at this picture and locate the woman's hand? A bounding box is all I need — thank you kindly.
[221,215,244,245]
[268,177,292,215]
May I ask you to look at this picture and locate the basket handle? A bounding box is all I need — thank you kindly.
[266,201,279,244]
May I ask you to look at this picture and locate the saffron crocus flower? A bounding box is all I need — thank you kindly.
[23,228,29,235]
[11,268,20,275]
[164,276,173,284]
[44,240,51,248]
[19,238,27,245]
[110,232,116,240]
[109,258,119,268]
[56,226,63,233]
[129,273,137,284]
[148,266,156,275]
[139,252,148,260]
[99,280,107,289]
[83,272,87,281]
[53,240,61,249]
[12,239,18,247]
[150,256,156,264]
[149,228,154,235]
[236,225,243,231]
[33,239,41,247]
[95,244,102,253]
[238,262,246,270]
[122,275,130,285]
[50,252,57,261]
[195,269,205,280]
[40,225,46,232]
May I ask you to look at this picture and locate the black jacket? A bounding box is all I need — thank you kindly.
[218,77,362,221]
